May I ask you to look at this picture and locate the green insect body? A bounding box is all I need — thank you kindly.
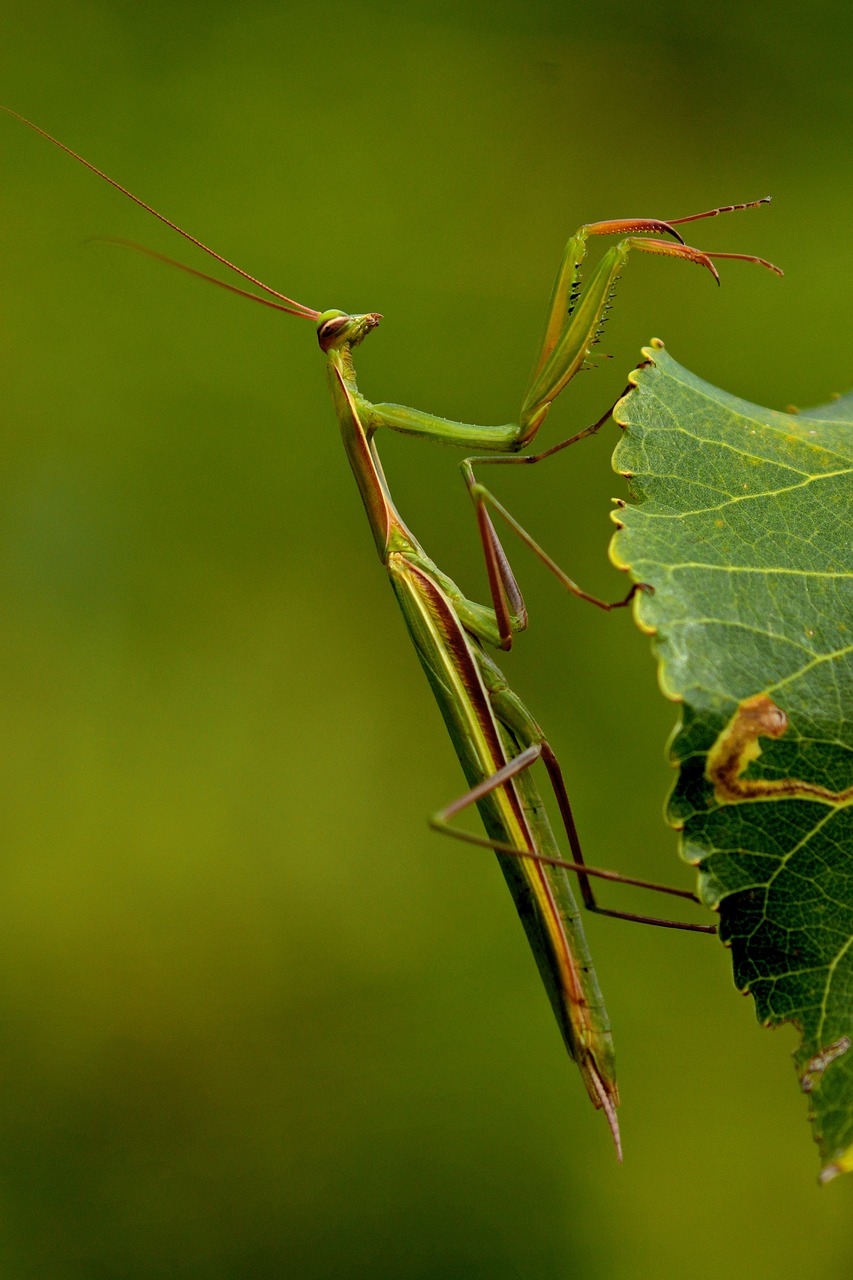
[3,106,782,1155]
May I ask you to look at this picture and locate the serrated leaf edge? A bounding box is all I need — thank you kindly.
[608,342,853,1183]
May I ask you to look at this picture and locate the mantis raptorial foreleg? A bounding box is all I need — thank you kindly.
[521,208,777,434]
[365,204,780,650]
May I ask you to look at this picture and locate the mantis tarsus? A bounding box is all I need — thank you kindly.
[3,107,782,1157]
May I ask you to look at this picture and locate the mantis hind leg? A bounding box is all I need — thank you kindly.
[430,663,715,934]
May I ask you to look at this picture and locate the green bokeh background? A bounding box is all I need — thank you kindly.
[1,3,851,1275]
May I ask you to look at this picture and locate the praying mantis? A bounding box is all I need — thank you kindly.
[2,107,782,1157]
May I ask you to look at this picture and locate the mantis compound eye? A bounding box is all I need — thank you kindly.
[316,311,350,350]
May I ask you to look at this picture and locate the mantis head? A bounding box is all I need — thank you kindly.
[317,310,383,352]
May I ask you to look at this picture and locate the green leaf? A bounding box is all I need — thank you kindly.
[609,341,853,1181]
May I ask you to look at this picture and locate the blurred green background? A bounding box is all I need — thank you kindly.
[0,2,851,1276]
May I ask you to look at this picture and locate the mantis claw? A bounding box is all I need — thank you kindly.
[585,217,687,246]
[627,237,721,284]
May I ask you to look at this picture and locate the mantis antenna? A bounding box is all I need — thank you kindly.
[0,106,321,321]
